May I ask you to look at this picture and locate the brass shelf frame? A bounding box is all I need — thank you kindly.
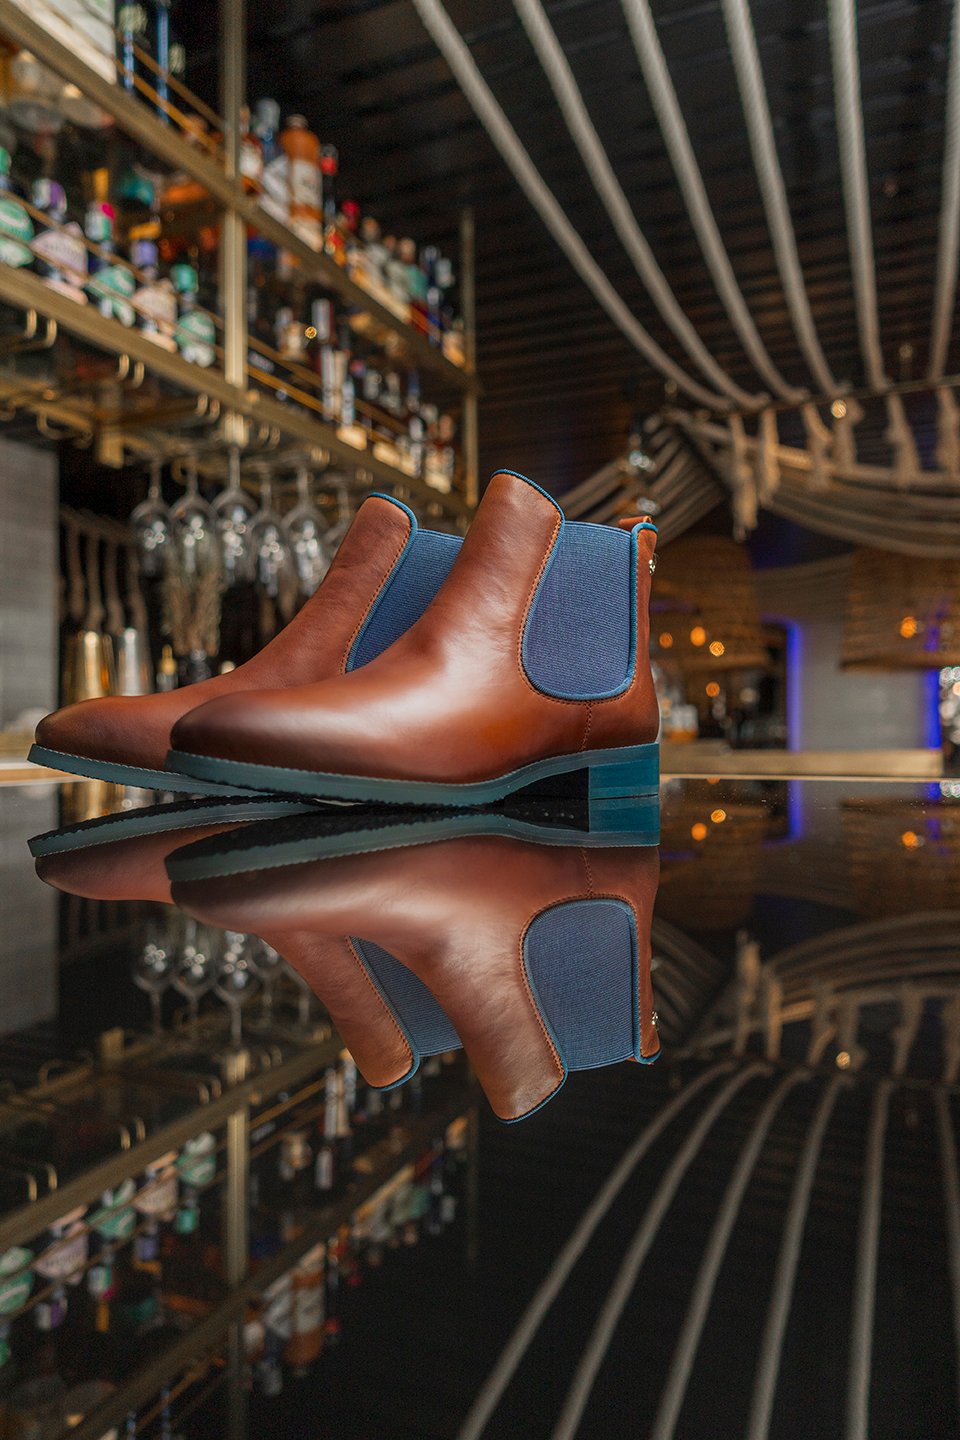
[0,0,480,508]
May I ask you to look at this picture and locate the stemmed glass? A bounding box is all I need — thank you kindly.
[170,918,219,1029]
[132,919,175,1033]
[246,465,295,601]
[319,477,356,557]
[283,465,332,599]
[248,938,286,1027]
[130,460,172,578]
[214,933,261,1049]
[171,454,218,578]
[213,445,257,587]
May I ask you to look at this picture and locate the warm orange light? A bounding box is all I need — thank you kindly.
[709,640,725,657]
[659,632,674,649]
[900,830,921,849]
[836,1050,852,1070]
[691,822,708,841]
[710,809,727,824]
[707,776,719,784]
[952,681,960,697]
[705,681,720,698]
[831,399,847,419]
[305,326,318,339]
[899,616,918,639]
[690,625,707,647]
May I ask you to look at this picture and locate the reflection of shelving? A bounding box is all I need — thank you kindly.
[0,0,479,510]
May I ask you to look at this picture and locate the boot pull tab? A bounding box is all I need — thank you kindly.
[617,516,658,573]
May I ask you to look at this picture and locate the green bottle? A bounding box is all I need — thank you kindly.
[0,149,33,268]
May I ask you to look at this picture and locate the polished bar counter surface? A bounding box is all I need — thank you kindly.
[0,775,955,1439]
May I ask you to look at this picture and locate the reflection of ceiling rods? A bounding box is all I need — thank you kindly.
[928,0,960,379]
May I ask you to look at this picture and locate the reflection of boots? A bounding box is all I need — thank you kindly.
[169,470,661,806]
[31,496,460,794]
[172,818,661,1122]
[31,796,307,902]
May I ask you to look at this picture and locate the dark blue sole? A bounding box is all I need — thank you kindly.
[165,741,660,810]
[28,743,263,798]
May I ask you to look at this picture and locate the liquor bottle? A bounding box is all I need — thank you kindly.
[0,148,33,270]
[320,143,339,256]
[130,225,177,350]
[151,0,187,124]
[133,1151,178,1275]
[277,1130,313,1242]
[256,1275,290,1396]
[34,1207,88,1334]
[254,99,287,226]
[239,105,263,191]
[284,1243,324,1376]
[31,180,87,303]
[385,236,410,317]
[171,262,216,367]
[403,239,429,335]
[87,1179,138,1336]
[322,1234,342,1347]
[281,115,322,250]
[84,177,136,326]
[156,644,178,691]
[118,4,150,91]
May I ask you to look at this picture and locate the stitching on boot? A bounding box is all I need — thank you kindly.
[338,520,411,674]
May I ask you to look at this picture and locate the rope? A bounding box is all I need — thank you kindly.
[721,0,840,395]
[621,0,806,403]
[829,0,887,389]
[410,0,730,411]
[928,0,960,379]
[512,0,763,410]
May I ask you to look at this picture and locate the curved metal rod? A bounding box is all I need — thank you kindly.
[845,1078,892,1440]
[456,1061,736,1440]
[513,0,763,408]
[550,1063,768,1440]
[929,0,960,379]
[746,1076,846,1439]
[620,0,804,402]
[410,0,729,411]
[651,1070,807,1439]
[721,0,840,395]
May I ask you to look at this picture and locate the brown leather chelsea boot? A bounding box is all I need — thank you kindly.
[170,813,661,1122]
[29,495,461,795]
[167,470,661,805]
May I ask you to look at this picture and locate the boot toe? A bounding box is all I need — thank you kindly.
[170,692,281,766]
[35,693,192,773]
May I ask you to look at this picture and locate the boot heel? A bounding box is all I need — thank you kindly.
[586,743,659,800]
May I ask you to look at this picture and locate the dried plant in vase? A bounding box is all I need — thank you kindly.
[161,530,225,684]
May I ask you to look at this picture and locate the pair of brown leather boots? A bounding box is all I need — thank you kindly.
[31,469,660,807]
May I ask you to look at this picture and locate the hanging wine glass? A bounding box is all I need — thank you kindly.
[246,465,294,598]
[130,460,172,578]
[214,937,260,1049]
[170,454,218,579]
[283,465,332,599]
[212,445,257,586]
[170,917,219,1028]
[320,476,357,557]
[241,937,283,1027]
[132,919,176,1033]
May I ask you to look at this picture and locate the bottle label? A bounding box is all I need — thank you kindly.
[291,1283,323,1334]
[135,279,177,332]
[260,155,289,223]
[177,1132,217,1189]
[175,309,217,367]
[91,1179,137,1241]
[36,1226,88,1283]
[33,221,87,283]
[0,196,33,266]
[0,1247,33,1315]
[289,158,321,210]
[135,1168,179,1218]
[241,139,263,184]
[88,264,136,326]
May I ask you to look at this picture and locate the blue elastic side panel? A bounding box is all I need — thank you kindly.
[524,900,637,1070]
[352,939,461,1057]
[523,522,633,699]
[349,530,461,670]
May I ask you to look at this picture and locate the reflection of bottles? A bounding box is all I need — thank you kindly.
[239,105,263,189]
[284,1244,324,1375]
[31,180,87,302]
[85,186,136,326]
[156,644,178,691]
[119,5,150,90]
[281,115,322,250]
[172,262,216,367]
[0,148,33,269]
